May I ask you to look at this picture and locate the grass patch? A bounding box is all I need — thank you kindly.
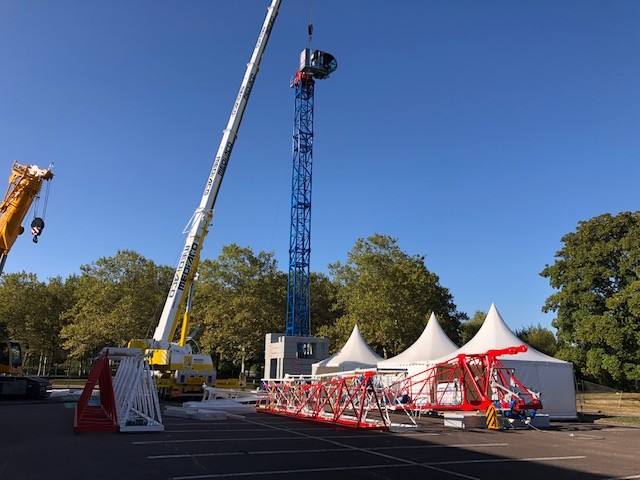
[594,416,640,426]
[50,379,87,388]
[577,392,640,416]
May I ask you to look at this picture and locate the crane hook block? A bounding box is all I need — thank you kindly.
[31,217,45,243]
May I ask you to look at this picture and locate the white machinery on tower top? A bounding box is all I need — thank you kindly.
[109,0,282,398]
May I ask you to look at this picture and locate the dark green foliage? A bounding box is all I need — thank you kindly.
[319,234,465,358]
[0,272,77,370]
[461,310,485,344]
[0,238,467,377]
[541,212,640,389]
[196,245,287,374]
[515,324,558,357]
[60,250,173,358]
[309,272,343,334]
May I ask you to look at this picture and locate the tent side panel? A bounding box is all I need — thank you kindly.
[502,360,577,420]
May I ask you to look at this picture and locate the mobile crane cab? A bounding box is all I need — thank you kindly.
[0,340,52,399]
[0,340,22,374]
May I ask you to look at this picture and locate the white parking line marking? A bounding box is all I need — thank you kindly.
[238,417,479,480]
[152,447,350,459]
[426,455,587,466]
[133,432,417,445]
[169,454,591,479]
[375,442,509,451]
[163,426,381,433]
[172,463,412,479]
[149,442,508,460]
[164,428,274,433]
[134,435,310,445]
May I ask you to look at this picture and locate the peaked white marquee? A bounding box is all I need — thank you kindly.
[378,312,458,368]
[312,324,382,375]
[443,303,565,362]
[423,303,577,419]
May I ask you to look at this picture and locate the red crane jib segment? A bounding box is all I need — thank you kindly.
[259,345,542,430]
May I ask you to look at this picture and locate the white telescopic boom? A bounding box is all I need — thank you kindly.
[153,0,282,345]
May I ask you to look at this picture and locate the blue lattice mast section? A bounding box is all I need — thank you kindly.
[285,49,337,339]
[286,72,315,337]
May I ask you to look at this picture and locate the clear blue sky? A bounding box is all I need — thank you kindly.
[1,1,638,333]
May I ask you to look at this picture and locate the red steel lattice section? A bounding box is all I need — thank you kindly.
[260,370,389,429]
[385,345,543,414]
[258,345,542,430]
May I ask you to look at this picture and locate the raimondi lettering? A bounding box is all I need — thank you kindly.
[168,241,199,298]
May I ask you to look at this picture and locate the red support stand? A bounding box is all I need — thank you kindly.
[74,350,119,433]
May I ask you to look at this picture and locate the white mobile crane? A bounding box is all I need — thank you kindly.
[109,0,282,398]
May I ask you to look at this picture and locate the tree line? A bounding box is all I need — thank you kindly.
[2,219,637,391]
[0,234,465,377]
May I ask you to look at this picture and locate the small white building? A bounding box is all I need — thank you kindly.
[264,333,329,379]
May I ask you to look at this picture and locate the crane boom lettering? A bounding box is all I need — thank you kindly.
[152,0,281,346]
[168,241,199,298]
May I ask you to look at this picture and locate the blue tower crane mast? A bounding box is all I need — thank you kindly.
[285,47,337,338]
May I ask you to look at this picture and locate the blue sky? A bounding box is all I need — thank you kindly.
[1,0,638,333]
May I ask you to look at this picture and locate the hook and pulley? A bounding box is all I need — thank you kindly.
[31,217,45,243]
[29,162,53,244]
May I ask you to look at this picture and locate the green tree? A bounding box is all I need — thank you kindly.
[60,250,173,359]
[541,212,640,389]
[460,310,485,344]
[196,245,287,376]
[0,272,43,344]
[515,324,558,357]
[322,234,464,358]
[0,272,76,372]
[309,272,342,335]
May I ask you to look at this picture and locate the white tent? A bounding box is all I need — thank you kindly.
[377,312,458,369]
[312,324,382,375]
[422,304,577,419]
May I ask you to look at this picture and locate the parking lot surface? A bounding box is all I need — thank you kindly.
[2,401,640,480]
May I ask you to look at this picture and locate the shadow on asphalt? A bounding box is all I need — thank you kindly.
[1,400,637,480]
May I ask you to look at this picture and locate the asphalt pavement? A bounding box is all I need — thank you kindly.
[2,399,639,480]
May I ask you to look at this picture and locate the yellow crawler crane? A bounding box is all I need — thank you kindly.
[0,161,54,274]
